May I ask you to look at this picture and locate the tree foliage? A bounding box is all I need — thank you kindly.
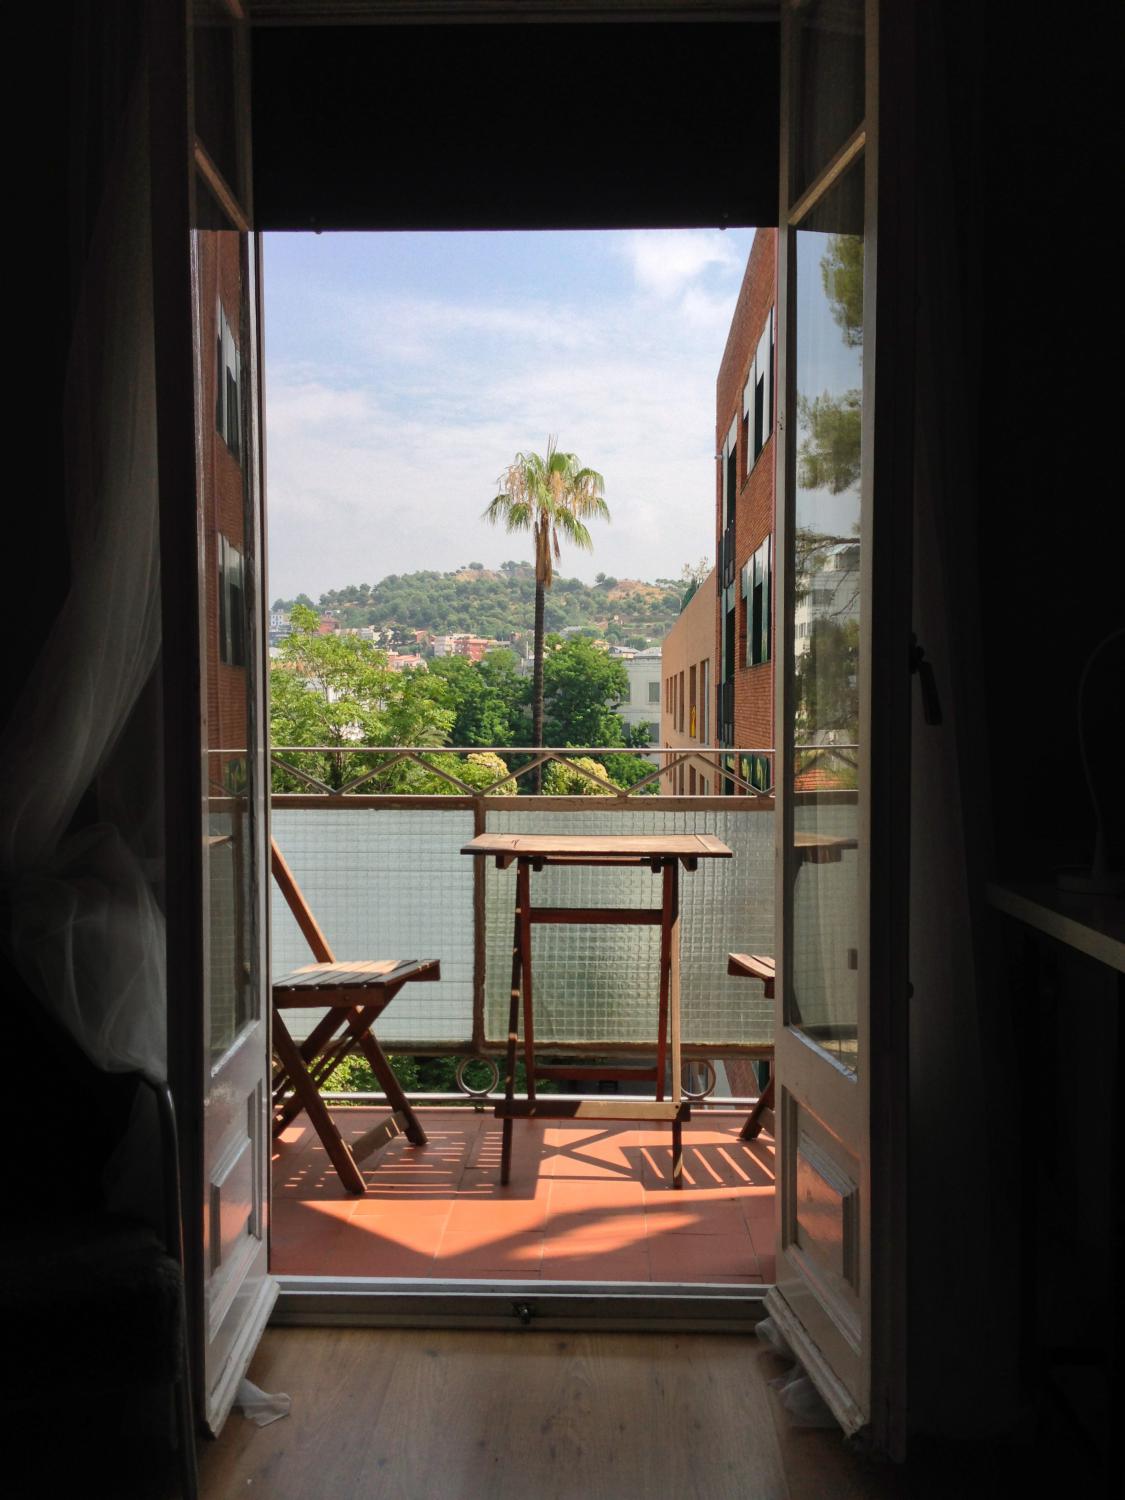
[542,637,629,748]
[542,755,619,796]
[796,389,862,495]
[820,232,864,348]
[270,612,453,791]
[427,649,529,747]
[484,439,611,760]
[272,562,679,643]
[794,617,860,745]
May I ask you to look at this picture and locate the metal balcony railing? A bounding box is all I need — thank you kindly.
[264,745,858,1074]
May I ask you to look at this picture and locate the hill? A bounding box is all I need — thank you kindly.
[274,561,689,644]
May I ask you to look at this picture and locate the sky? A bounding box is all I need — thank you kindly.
[263,228,758,604]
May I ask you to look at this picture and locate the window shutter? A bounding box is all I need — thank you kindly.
[763,533,772,663]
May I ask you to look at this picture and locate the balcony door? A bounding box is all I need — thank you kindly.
[768,0,913,1450]
[155,0,275,1435]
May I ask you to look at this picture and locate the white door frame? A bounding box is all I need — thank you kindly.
[768,0,913,1457]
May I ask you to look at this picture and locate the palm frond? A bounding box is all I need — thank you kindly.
[488,439,610,587]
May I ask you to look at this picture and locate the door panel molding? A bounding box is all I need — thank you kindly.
[763,1286,866,1437]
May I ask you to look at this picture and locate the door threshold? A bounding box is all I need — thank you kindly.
[273,1276,771,1333]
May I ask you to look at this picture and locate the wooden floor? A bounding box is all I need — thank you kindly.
[200,1326,904,1500]
[272,1107,776,1283]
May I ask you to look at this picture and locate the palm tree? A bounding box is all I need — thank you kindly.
[484,438,610,766]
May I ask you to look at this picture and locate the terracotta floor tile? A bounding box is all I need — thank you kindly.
[648,1233,761,1282]
[643,1194,748,1236]
[348,1216,449,1258]
[351,1194,454,1219]
[272,1108,775,1286]
[549,1179,646,1209]
[445,1196,550,1236]
[435,1230,544,1275]
[540,1237,651,1281]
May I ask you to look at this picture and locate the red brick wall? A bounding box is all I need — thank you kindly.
[714,229,777,762]
[197,232,251,763]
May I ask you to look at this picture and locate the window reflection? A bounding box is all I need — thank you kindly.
[789,159,864,1072]
[195,221,260,1062]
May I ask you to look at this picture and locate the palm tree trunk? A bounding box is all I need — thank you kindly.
[532,577,546,793]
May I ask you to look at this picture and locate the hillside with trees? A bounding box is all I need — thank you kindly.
[273,560,689,645]
[271,609,656,794]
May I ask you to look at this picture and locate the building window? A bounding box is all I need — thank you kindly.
[216,301,242,461]
[742,308,774,471]
[700,659,710,744]
[725,421,738,524]
[677,670,685,732]
[648,679,661,704]
[742,535,772,666]
[218,535,246,667]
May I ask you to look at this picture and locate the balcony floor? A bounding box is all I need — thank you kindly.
[272,1106,775,1283]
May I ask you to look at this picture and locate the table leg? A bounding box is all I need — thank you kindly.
[500,864,524,1185]
[519,860,536,1104]
[272,1008,365,1194]
[656,862,672,1102]
[668,861,682,1189]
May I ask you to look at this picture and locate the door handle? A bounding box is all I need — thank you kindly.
[909,634,943,725]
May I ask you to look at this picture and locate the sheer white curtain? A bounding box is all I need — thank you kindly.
[0,82,166,1081]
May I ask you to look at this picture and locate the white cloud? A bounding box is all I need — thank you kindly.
[620,229,743,299]
[265,232,755,601]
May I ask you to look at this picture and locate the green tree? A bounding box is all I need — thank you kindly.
[270,612,452,791]
[428,649,529,747]
[794,617,860,745]
[821,232,864,348]
[542,637,628,749]
[797,389,863,494]
[797,231,865,496]
[678,557,711,609]
[542,755,619,795]
[483,440,610,776]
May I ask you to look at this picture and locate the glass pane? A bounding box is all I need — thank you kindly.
[788,157,864,1071]
[484,809,775,1050]
[791,0,865,204]
[194,220,262,1061]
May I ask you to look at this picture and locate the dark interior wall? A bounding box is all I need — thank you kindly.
[974,3,1124,879]
[251,20,779,230]
[905,0,1122,1452]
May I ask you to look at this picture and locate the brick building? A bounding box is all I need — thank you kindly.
[659,569,716,794]
[715,228,777,791]
[199,231,253,780]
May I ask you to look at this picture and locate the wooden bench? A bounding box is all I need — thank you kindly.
[271,839,440,1194]
[726,952,775,1141]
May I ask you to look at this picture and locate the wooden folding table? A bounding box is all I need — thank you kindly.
[461,832,732,1188]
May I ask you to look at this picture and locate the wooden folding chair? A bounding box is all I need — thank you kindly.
[727,952,775,1141]
[271,839,440,1194]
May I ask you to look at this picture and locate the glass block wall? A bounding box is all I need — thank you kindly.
[271,799,857,1054]
[272,807,475,1045]
[482,808,776,1049]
